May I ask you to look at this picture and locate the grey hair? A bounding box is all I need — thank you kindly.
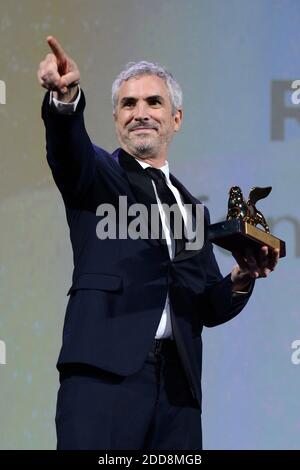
[111,61,183,115]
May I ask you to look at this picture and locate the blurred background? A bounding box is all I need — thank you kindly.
[0,0,299,449]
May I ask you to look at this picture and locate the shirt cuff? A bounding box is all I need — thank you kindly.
[232,279,255,295]
[49,85,81,113]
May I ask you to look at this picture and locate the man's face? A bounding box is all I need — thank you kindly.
[114,74,182,160]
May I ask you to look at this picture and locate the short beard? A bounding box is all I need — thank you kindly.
[127,140,157,159]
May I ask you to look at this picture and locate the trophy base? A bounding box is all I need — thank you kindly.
[208,220,286,258]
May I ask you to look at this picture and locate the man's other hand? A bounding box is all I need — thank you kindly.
[231,245,280,292]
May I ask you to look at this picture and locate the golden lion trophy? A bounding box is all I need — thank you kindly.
[208,186,286,258]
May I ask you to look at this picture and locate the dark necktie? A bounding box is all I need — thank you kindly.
[145,167,185,256]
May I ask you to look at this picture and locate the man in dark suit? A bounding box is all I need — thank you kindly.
[38,36,279,450]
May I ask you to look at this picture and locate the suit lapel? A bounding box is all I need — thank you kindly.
[118,149,157,208]
[169,173,200,206]
[117,149,166,248]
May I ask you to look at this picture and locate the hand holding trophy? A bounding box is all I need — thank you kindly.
[209,185,286,258]
[208,186,284,289]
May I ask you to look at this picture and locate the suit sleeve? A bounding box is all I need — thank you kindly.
[199,207,254,327]
[41,89,96,201]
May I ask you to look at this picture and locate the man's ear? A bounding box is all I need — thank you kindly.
[174,108,183,132]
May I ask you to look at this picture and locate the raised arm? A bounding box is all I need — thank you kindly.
[38,36,96,201]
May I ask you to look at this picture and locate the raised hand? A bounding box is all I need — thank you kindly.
[37,36,80,100]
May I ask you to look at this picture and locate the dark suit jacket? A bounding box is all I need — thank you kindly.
[42,90,252,408]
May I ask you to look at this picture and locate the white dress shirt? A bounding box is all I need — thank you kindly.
[135,159,189,339]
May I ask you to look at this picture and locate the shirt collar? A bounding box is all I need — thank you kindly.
[135,158,170,181]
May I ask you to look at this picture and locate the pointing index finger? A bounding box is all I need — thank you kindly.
[47,36,66,61]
